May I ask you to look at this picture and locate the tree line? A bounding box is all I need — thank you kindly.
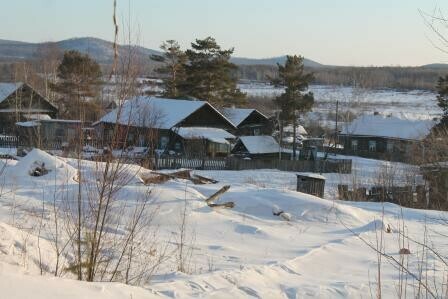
[237,64,448,91]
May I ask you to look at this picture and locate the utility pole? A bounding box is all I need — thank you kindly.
[334,100,339,149]
[292,111,297,160]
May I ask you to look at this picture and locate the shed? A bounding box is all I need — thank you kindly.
[231,135,291,160]
[296,173,326,198]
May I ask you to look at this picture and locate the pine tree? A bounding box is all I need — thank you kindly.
[182,37,245,106]
[436,75,448,129]
[271,55,314,158]
[52,50,102,120]
[150,40,187,98]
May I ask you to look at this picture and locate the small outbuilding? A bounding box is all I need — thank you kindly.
[231,135,291,160]
[172,127,235,157]
[296,173,326,198]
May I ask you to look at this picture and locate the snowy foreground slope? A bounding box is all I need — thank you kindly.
[0,150,447,298]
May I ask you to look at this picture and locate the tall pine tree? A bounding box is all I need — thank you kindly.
[52,50,102,120]
[182,37,245,106]
[436,75,448,130]
[150,40,187,98]
[272,55,314,158]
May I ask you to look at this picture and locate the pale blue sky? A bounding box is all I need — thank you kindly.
[1,0,448,66]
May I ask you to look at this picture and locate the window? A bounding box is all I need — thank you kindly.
[138,135,145,147]
[55,128,64,138]
[174,142,181,151]
[387,141,394,152]
[160,136,169,149]
[253,128,261,136]
[369,140,377,152]
[351,140,358,151]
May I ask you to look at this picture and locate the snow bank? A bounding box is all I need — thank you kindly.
[9,149,76,183]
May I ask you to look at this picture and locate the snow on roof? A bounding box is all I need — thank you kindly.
[97,97,210,129]
[297,172,326,180]
[0,82,23,103]
[24,114,52,121]
[284,125,308,135]
[176,127,235,144]
[222,107,268,127]
[340,114,437,141]
[238,135,281,154]
[16,120,40,127]
[41,119,81,123]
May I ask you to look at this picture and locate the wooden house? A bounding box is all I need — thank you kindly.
[231,135,291,160]
[92,96,236,156]
[222,107,272,136]
[0,82,58,134]
[338,114,436,162]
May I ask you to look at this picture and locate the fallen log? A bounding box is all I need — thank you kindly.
[152,169,192,180]
[205,185,230,205]
[140,169,193,185]
[193,174,218,184]
[208,202,235,209]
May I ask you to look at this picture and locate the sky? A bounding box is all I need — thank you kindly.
[1,0,448,66]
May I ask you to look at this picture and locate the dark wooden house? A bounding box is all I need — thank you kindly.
[0,82,58,135]
[338,114,436,162]
[93,96,236,156]
[222,107,272,136]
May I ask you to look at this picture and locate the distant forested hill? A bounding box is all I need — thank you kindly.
[1,37,448,90]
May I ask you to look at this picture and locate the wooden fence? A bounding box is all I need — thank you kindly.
[0,135,20,148]
[155,156,352,173]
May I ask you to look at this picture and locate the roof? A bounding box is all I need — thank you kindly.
[296,172,326,180]
[16,119,81,127]
[96,96,235,130]
[237,135,281,154]
[0,82,23,103]
[16,120,39,127]
[222,107,268,127]
[0,82,58,110]
[175,127,235,144]
[283,125,308,135]
[340,114,437,141]
[24,114,52,121]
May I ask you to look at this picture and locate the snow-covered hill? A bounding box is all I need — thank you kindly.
[0,150,446,298]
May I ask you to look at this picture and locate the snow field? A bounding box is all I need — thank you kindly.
[0,150,446,298]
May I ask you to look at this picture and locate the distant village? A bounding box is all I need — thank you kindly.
[1,37,448,212]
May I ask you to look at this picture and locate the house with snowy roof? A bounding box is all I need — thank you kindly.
[93,96,236,157]
[221,107,272,136]
[339,113,437,162]
[231,135,291,160]
[0,82,58,134]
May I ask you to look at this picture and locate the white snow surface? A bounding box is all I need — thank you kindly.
[176,127,235,144]
[0,151,447,298]
[341,113,437,140]
[238,135,281,154]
